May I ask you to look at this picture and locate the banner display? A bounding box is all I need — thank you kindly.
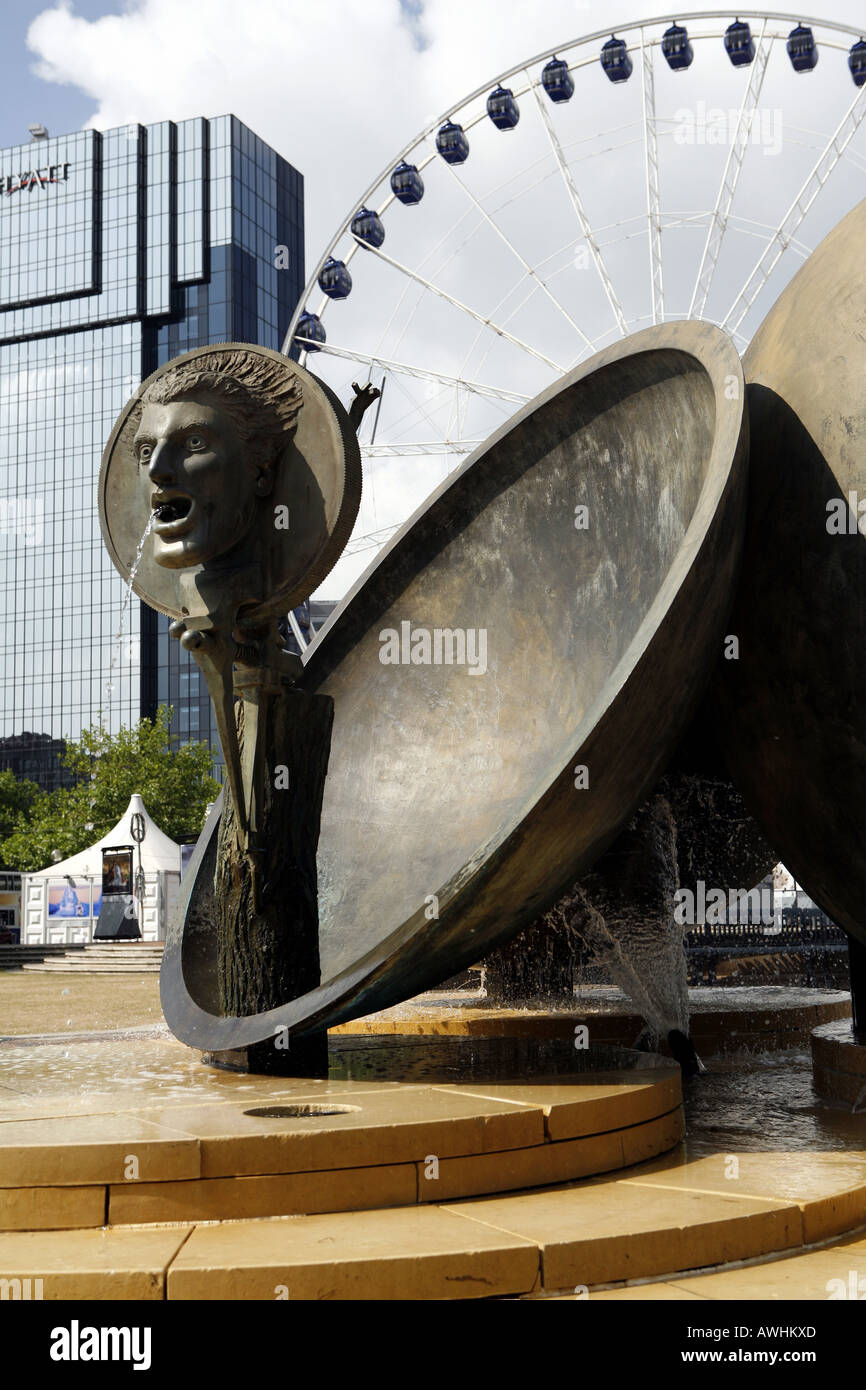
[47,880,91,918]
[102,847,133,897]
[95,845,140,939]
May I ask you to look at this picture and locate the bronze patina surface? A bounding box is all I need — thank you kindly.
[714,197,866,948]
[162,321,749,1050]
[99,342,361,625]
[99,345,362,1069]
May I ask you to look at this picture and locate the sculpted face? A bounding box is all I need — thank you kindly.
[134,397,264,569]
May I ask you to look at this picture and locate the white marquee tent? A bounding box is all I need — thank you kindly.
[21,794,182,944]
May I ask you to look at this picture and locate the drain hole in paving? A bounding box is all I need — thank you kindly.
[243,1104,360,1119]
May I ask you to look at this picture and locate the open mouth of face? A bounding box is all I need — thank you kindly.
[152,493,194,535]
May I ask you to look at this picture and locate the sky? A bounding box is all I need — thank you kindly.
[0,0,127,148]
[3,0,863,259]
[2,0,866,597]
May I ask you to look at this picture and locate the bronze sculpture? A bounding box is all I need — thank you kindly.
[118,322,749,1066]
[97,199,866,1075]
[135,351,304,572]
[101,344,361,1069]
[713,197,866,959]
[101,345,360,861]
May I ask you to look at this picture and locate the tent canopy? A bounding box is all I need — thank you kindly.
[31,794,181,879]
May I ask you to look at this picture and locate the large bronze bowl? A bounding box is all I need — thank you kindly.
[714,197,866,947]
[163,321,748,1048]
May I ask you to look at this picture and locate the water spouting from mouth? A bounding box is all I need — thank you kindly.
[104,513,156,701]
[153,495,192,524]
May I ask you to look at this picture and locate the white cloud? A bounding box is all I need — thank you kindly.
[25,1,866,597]
[28,0,437,256]
[30,0,858,254]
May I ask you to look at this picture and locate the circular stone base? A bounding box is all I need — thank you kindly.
[811,1021,866,1107]
[0,1034,682,1230]
[333,986,850,1056]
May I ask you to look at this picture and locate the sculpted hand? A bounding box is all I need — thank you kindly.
[348,380,381,431]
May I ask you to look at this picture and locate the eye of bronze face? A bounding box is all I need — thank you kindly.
[186,434,207,451]
[136,441,153,463]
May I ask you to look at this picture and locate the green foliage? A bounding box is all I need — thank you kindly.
[1,783,91,873]
[0,769,40,862]
[0,708,220,873]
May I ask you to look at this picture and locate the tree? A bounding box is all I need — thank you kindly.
[0,769,40,866]
[0,708,221,873]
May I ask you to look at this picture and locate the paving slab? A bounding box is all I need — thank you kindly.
[0,1184,106,1232]
[121,1088,545,1178]
[445,1178,803,1289]
[0,1112,201,1186]
[109,1161,417,1225]
[616,1149,866,1243]
[0,1225,191,1299]
[166,1205,540,1300]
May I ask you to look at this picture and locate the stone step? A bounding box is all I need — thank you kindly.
[541,1228,866,1300]
[21,963,161,973]
[0,944,84,952]
[3,944,161,954]
[18,942,164,973]
[0,944,86,970]
[22,951,165,957]
[0,1065,685,1229]
[3,1144,865,1299]
[22,947,163,954]
[50,950,163,958]
[2,1028,865,1300]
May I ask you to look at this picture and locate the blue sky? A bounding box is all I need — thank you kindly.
[0,1,122,150]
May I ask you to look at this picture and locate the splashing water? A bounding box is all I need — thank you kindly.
[105,513,155,700]
[574,891,690,1044]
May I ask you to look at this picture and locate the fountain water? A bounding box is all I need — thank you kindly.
[482,738,778,1080]
[554,793,697,1072]
[104,513,155,700]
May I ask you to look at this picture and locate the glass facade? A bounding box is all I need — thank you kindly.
[0,116,304,787]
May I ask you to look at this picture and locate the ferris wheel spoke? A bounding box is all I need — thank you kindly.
[386,369,453,450]
[527,74,628,337]
[360,441,481,458]
[640,29,664,325]
[459,275,556,384]
[354,239,566,373]
[290,11,866,583]
[304,340,529,405]
[436,142,595,354]
[343,522,402,556]
[690,20,771,319]
[376,205,480,364]
[384,367,480,463]
[723,82,866,334]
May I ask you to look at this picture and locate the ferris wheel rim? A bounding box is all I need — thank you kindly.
[282,8,866,352]
[286,10,866,580]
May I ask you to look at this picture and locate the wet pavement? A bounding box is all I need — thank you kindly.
[0,1024,863,1158]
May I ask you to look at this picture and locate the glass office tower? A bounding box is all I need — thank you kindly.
[0,116,304,787]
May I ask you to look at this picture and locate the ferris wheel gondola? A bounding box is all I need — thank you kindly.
[283,11,866,592]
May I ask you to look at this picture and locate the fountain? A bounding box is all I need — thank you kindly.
[104,511,156,700]
[95,221,866,1084]
[100,322,750,1071]
[712,196,866,1106]
[1,203,855,1302]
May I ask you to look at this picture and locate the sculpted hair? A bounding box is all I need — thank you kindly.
[140,349,303,471]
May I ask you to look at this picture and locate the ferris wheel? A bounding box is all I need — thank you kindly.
[282,12,866,599]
